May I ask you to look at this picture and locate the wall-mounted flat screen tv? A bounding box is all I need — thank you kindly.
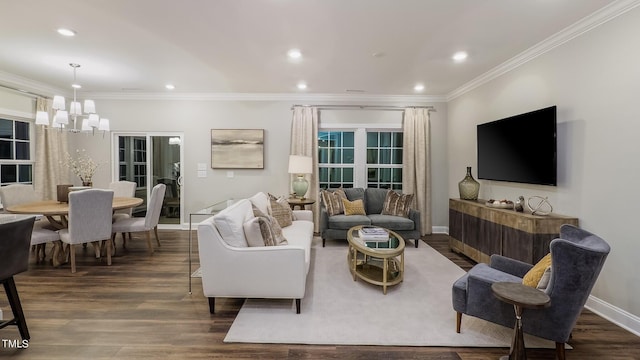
[477,106,557,186]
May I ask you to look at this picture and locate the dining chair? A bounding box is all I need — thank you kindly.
[59,189,114,273]
[108,181,137,221]
[112,184,166,254]
[0,184,59,262]
[0,216,35,340]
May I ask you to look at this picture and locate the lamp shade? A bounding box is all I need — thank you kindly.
[98,118,110,131]
[288,155,313,174]
[81,118,92,132]
[52,95,65,110]
[88,113,100,128]
[69,101,82,116]
[83,99,96,114]
[35,111,49,126]
[55,110,69,125]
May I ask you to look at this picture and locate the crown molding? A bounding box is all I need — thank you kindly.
[446,0,640,101]
[84,92,447,103]
[0,70,68,98]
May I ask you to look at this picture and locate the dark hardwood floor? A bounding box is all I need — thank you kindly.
[1,230,638,359]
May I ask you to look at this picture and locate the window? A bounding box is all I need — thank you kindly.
[117,136,147,188]
[318,129,403,190]
[0,118,33,185]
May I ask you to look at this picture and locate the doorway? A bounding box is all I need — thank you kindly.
[112,133,184,228]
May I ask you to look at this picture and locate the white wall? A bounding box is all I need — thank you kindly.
[448,7,640,320]
[70,100,448,228]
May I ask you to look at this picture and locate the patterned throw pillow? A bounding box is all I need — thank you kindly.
[342,198,367,216]
[381,191,414,218]
[250,205,288,246]
[269,197,293,227]
[320,189,347,216]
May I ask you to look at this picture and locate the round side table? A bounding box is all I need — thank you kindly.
[491,282,551,360]
[286,197,315,210]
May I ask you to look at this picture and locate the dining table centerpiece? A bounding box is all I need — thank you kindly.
[63,149,100,186]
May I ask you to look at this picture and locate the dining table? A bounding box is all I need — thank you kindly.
[5,197,144,266]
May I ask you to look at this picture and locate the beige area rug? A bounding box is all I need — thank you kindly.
[224,238,564,348]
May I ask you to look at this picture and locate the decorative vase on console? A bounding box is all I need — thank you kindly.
[458,166,480,200]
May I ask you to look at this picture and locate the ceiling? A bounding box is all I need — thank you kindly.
[0,0,618,98]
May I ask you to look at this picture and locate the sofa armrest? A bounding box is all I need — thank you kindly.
[319,207,329,233]
[489,254,533,278]
[292,209,313,222]
[408,208,421,234]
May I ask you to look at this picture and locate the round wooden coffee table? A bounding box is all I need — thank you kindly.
[492,282,551,360]
[347,225,405,294]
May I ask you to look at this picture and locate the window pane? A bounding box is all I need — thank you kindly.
[329,168,342,182]
[1,164,17,183]
[318,148,329,164]
[318,131,329,147]
[392,168,402,182]
[329,149,341,164]
[343,149,354,164]
[368,183,378,188]
[319,167,328,182]
[392,149,403,164]
[392,132,403,147]
[15,121,29,140]
[380,149,392,164]
[343,132,354,147]
[18,164,32,183]
[16,142,29,160]
[367,132,378,147]
[119,165,127,179]
[0,140,12,159]
[392,184,402,190]
[368,168,378,182]
[379,168,391,182]
[0,119,12,140]
[367,149,377,164]
[380,132,392,147]
[343,168,353,182]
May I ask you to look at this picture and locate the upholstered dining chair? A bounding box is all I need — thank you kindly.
[0,184,59,262]
[111,183,166,254]
[452,224,610,360]
[0,216,35,340]
[59,189,115,273]
[108,180,137,221]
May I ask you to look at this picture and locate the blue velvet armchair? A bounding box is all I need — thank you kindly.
[452,224,610,360]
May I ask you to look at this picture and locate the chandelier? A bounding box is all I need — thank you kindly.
[35,63,110,135]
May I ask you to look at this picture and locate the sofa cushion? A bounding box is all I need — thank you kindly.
[344,187,365,202]
[368,214,415,231]
[213,199,253,247]
[328,214,371,230]
[248,192,270,215]
[282,219,314,274]
[365,188,389,214]
[381,191,414,218]
[320,189,346,216]
[342,198,366,215]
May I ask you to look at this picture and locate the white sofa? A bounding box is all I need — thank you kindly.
[197,192,314,314]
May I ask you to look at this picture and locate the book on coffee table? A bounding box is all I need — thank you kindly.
[358,227,389,241]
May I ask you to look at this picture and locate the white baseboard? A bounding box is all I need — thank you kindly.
[585,295,640,337]
[432,226,449,234]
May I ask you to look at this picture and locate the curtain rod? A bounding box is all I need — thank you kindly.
[291,104,435,112]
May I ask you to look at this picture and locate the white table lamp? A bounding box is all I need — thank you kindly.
[288,155,313,199]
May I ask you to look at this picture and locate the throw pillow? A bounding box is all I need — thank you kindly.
[342,198,366,216]
[522,253,552,288]
[262,215,288,246]
[242,217,266,247]
[269,197,293,228]
[381,190,414,218]
[537,266,552,290]
[320,189,347,216]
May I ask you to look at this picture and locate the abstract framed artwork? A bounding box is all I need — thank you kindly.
[211,129,264,169]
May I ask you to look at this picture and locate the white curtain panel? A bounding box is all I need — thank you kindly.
[402,108,432,235]
[290,106,319,231]
[35,97,70,200]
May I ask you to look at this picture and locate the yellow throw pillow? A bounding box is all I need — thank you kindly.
[522,253,552,288]
[342,198,366,216]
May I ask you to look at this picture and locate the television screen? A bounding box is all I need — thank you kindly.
[477,106,557,186]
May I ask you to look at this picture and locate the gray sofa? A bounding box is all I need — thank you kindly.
[319,188,421,248]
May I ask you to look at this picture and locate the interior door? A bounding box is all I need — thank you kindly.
[113,133,183,228]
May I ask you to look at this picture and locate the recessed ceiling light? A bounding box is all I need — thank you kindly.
[288,49,302,59]
[297,82,307,90]
[71,83,82,89]
[165,84,175,90]
[452,51,468,62]
[57,28,77,37]
[414,84,425,92]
